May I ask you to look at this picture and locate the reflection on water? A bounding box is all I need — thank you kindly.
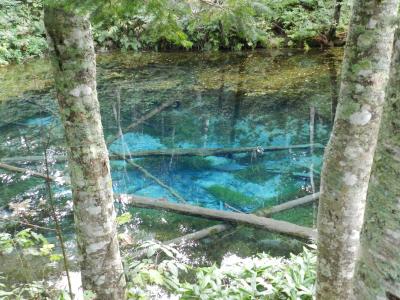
[0,49,342,264]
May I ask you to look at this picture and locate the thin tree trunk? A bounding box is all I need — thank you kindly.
[44,7,125,299]
[309,106,317,227]
[353,30,400,300]
[327,52,339,123]
[328,0,343,43]
[316,0,399,299]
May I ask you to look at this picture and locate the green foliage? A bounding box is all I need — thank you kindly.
[1,0,350,65]
[0,229,65,299]
[117,212,133,225]
[206,184,254,207]
[124,241,317,299]
[268,0,332,46]
[0,228,58,259]
[0,278,48,300]
[0,0,47,65]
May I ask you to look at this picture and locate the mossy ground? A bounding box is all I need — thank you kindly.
[233,163,276,183]
[205,185,255,207]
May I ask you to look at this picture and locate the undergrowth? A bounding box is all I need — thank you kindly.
[0,230,317,299]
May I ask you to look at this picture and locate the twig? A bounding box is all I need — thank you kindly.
[106,99,178,146]
[114,152,186,203]
[17,219,56,232]
[43,148,73,299]
[0,162,56,181]
[198,0,225,9]
[224,202,244,213]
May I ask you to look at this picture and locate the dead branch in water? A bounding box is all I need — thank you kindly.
[113,153,187,203]
[106,98,178,146]
[0,162,68,184]
[1,143,324,163]
[157,193,320,246]
[121,194,317,240]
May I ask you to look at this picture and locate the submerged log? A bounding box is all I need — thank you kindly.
[164,224,228,246]
[111,144,324,157]
[0,162,68,184]
[121,194,317,240]
[256,193,320,216]
[161,193,320,245]
[0,143,325,163]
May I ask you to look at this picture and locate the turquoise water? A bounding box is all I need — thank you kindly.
[0,49,341,262]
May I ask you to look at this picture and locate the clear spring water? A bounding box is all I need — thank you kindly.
[0,49,342,264]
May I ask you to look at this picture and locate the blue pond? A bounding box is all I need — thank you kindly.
[0,49,341,259]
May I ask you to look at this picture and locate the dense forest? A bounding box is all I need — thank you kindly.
[0,0,399,299]
[1,0,351,64]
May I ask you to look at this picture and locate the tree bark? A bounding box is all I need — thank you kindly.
[121,194,317,240]
[353,30,400,300]
[316,1,399,299]
[44,7,125,299]
[327,52,339,123]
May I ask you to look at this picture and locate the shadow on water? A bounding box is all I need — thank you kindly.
[0,49,344,275]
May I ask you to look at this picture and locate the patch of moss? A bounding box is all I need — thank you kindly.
[174,157,213,171]
[273,177,308,204]
[233,164,276,183]
[273,206,314,227]
[206,185,254,207]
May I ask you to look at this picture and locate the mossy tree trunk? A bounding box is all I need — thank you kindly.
[316,0,399,298]
[353,29,400,300]
[328,0,343,42]
[44,7,126,299]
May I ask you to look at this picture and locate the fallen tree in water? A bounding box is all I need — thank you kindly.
[0,143,324,163]
[0,161,317,240]
[120,194,317,240]
[159,193,320,247]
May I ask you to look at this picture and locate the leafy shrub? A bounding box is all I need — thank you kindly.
[0,232,316,299]
[0,229,63,299]
[125,240,317,299]
[0,0,47,65]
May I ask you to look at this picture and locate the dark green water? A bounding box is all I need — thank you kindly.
[0,49,342,265]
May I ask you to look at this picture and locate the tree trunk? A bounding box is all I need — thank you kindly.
[353,30,400,300]
[328,0,343,43]
[316,0,399,299]
[44,7,125,299]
